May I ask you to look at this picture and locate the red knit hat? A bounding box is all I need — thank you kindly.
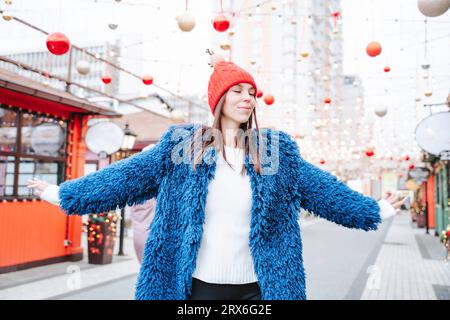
[208,61,257,115]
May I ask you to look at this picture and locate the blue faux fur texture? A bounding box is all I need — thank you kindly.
[58,123,381,300]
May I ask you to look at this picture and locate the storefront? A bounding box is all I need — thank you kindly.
[0,67,120,273]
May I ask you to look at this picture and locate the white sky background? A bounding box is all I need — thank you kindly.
[0,0,449,121]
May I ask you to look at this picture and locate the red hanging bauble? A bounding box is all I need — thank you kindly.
[324,97,332,104]
[256,90,263,98]
[408,163,415,170]
[365,148,375,157]
[384,66,391,72]
[142,75,153,85]
[213,14,230,32]
[263,94,275,105]
[404,155,410,161]
[319,159,326,165]
[101,74,112,84]
[46,32,71,55]
[366,41,382,57]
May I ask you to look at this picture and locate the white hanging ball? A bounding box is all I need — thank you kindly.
[176,13,196,32]
[374,105,388,117]
[76,60,91,75]
[209,53,225,67]
[417,0,450,17]
[108,23,118,30]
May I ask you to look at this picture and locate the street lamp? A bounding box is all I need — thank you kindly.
[118,122,137,256]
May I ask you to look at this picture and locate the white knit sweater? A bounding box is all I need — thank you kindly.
[40,147,396,285]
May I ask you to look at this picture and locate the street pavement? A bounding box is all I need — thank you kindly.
[1,213,448,300]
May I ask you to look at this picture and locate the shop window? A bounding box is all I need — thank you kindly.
[0,104,67,200]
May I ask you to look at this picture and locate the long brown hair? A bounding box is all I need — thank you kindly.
[190,91,262,175]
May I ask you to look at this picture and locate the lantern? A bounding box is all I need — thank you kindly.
[366,41,382,57]
[176,13,196,32]
[101,75,112,84]
[263,94,275,105]
[384,66,391,72]
[417,0,450,17]
[142,75,153,85]
[213,14,230,32]
[76,60,90,75]
[46,32,71,55]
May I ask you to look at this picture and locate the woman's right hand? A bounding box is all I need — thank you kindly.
[27,179,49,198]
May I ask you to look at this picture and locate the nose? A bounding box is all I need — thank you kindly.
[242,96,251,103]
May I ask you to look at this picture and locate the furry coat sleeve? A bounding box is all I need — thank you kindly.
[279,131,382,231]
[58,126,176,215]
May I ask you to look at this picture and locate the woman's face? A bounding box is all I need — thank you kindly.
[221,83,256,124]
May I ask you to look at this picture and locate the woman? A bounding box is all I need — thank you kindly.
[28,59,404,300]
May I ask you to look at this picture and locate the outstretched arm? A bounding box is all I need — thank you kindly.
[278,131,382,231]
[28,125,177,215]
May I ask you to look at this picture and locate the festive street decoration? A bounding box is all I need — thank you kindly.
[365,148,375,157]
[319,159,326,165]
[220,40,231,50]
[424,89,433,97]
[374,105,388,117]
[46,32,71,55]
[366,41,382,57]
[2,11,12,21]
[76,60,90,75]
[142,75,154,85]
[101,74,112,84]
[324,97,331,104]
[417,0,450,17]
[108,23,118,30]
[300,51,310,58]
[408,163,415,170]
[256,90,263,98]
[384,66,391,72]
[83,212,118,264]
[213,14,230,32]
[176,13,196,32]
[263,94,275,105]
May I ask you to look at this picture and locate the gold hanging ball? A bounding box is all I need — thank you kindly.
[220,40,231,51]
[228,28,235,37]
[2,12,13,21]
[5,0,13,5]
[300,51,310,58]
[424,90,432,97]
[249,59,256,65]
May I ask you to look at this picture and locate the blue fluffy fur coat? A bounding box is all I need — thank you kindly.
[58,123,381,300]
